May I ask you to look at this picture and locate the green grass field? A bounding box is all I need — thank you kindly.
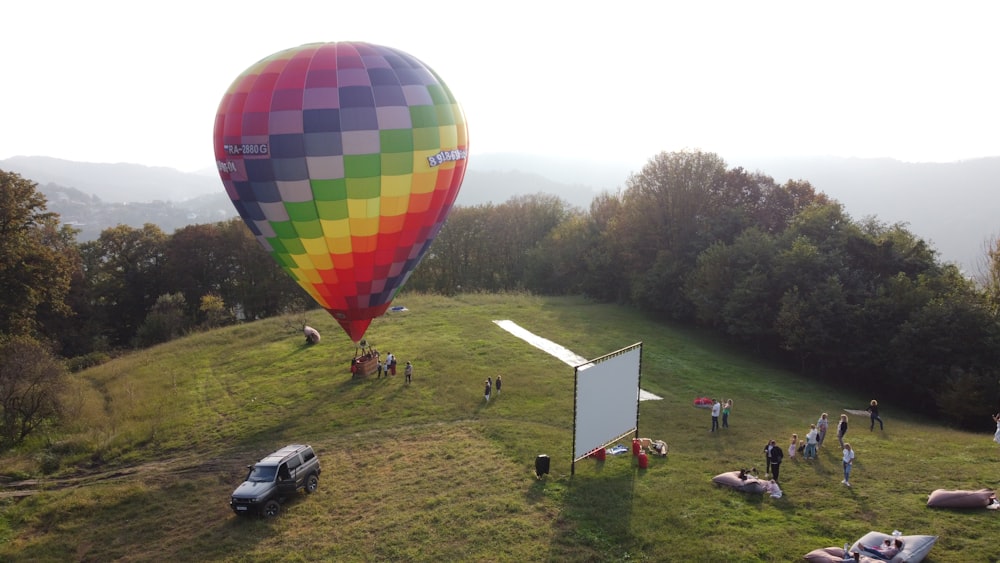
[1,293,998,562]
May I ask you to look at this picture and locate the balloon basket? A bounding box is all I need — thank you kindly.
[352,356,379,378]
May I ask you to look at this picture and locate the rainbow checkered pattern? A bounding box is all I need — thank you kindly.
[214,42,468,342]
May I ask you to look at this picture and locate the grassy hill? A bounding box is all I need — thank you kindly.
[1,293,998,562]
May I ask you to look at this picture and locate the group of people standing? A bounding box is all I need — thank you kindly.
[378,352,415,383]
[376,351,397,378]
[789,413,832,460]
[763,402,880,487]
[351,348,414,383]
[484,375,503,402]
[709,399,733,432]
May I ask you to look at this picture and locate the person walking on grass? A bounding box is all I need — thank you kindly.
[867,400,884,431]
[837,413,849,448]
[495,375,502,396]
[711,399,721,432]
[841,442,856,487]
[484,377,492,403]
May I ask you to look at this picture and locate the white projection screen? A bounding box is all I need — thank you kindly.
[572,343,642,464]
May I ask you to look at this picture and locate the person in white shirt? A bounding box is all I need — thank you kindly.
[841,443,856,486]
[804,424,819,459]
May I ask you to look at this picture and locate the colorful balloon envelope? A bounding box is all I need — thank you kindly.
[213,42,468,342]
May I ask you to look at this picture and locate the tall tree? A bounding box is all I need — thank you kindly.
[0,170,75,338]
[163,223,227,319]
[213,218,303,321]
[0,335,66,448]
[80,224,167,347]
[615,151,728,317]
[578,192,629,302]
[979,234,1000,313]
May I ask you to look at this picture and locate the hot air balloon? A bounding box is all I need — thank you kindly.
[213,42,468,342]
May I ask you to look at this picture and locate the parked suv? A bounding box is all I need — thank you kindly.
[230,444,321,518]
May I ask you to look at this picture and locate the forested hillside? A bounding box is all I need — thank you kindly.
[1,150,1000,455]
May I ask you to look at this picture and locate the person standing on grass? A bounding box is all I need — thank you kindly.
[837,413,849,448]
[711,399,721,432]
[484,377,492,403]
[804,424,819,459]
[789,433,798,459]
[764,440,775,477]
[495,374,502,395]
[867,400,883,431]
[993,412,1000,445]
[768,439,784,481]
[722,399,732,428]
[841,443,856,487]
[404,361,413,384]
[816,413,829,448]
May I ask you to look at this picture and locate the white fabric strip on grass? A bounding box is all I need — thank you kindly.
[492,320,662,401]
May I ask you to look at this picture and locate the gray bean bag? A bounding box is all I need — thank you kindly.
[848,531,937,563]
[926,488,994,508]
[712,470,768,494]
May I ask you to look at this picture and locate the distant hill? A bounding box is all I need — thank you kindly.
[1,156,221,202]
[3,154,999,273]
[2,155,612,209]
[37,183,237,242]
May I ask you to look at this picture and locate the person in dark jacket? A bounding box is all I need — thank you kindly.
[867,399,883,431]
[767,439,784,481]
[837,413,849,448]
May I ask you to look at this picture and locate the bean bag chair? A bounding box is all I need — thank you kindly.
[303,326,321,344]
[803,546,845,562]
[848,531,937,563]
[926,488,995,508]
[712,470,768,494]
[803,547,881,562]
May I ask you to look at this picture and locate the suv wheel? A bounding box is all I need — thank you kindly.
[262,500,281,518]
[305,473,319,494]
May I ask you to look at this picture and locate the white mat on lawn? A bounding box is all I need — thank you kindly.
[493,320,662,401]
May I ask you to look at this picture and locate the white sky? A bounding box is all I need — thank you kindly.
[2,1,998,173]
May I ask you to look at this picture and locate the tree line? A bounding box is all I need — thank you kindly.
[2,150,1000,449]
